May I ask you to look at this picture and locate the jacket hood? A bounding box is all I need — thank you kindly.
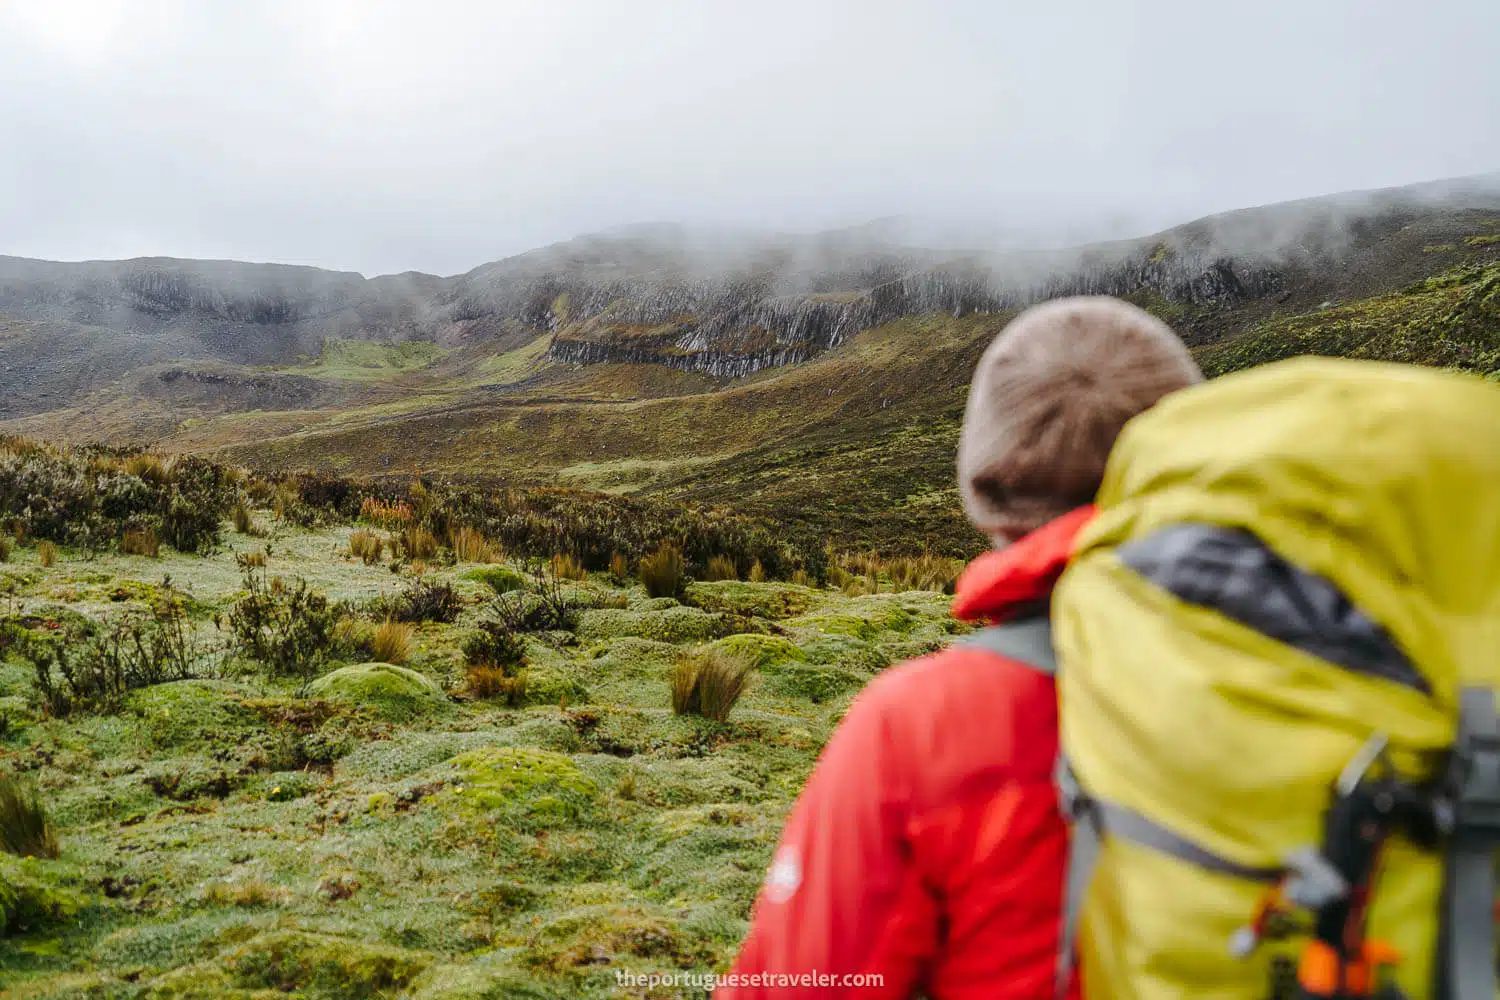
[951,505,1095,623]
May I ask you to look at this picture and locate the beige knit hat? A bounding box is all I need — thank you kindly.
[957,295,1203,542]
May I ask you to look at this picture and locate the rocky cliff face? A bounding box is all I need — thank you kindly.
[1,174,1495,389]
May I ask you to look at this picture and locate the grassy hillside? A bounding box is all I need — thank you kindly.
[0,441,963,999]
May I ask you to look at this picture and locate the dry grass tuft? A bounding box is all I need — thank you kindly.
[38,540,57,568]
[704,555,738,582]
[349,529,384,566]
[453,526,503,563]
[122,526,161,558]
[640,544,686,598]
[672,647,754,723]
[372,620,414,664]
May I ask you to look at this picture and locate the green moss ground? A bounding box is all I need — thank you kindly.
[0,514,968,998]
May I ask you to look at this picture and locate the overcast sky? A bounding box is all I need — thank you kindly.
[2,0,1497,277]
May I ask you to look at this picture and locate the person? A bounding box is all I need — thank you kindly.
[716,296,1204,1000]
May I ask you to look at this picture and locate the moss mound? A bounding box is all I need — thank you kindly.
[684,581,822,620]
[575,607,729,644]
[0,856,90,938]
[306,663,447,721]
[145,929,432,999]
[439,747,599,828]
[127,681,261,751]
[708,634,806,669]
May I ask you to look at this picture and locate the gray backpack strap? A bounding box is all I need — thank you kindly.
[1055,756,1099,1000]
[1437,686,1500,1000]
[957,616,1056,674]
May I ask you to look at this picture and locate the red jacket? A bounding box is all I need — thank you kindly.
[719,507,1093,1000]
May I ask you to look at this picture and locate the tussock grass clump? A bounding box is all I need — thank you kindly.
[0,773,60,860]
[230,501,266,537]
[833,552,966,594]
[550,552,588,581]
[748,559,766,583]
[38,540,57,567]
[0,535,10,563]
[359,496,414,530]
[640,544,686,599]
[122,526,161,558]
[349,529,384,566]
[704,555,738,581]
[609,551,630,582]
[672,647,754,722]
[396,526,440,561]
[452,526,502,563]
[241,548,269,568]
[372,620,413,664]
[202,877,290,907]
[124,453,170,486]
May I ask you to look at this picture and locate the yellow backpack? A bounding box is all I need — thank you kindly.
[1051,357,1500,1000]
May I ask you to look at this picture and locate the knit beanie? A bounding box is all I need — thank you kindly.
[957,295,1203,542]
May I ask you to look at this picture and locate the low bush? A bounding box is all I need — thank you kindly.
[462,619,527,706]
[672,647,754,723]
[381,579,463,624]
[22,583,223,717]
[224,559,339,689]
[0,773,58,859]
[122,526,161,557]
[640,544,686,599]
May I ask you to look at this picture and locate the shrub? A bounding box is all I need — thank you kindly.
[462,619,527,706]
[333,616,376,658]
[372,620,413,664]
[38,541,57,568]
[748,560,766,583]
[0,536,9,563]
[672,648,754,722]
[609,552,630,582]
[225,559,339,688]
[122,526,161,557]
[462,619,526,671]
[705,555,738,582]
[23,584,222,717]
[386,579,463,624]
[640,544,686,599]
[0,773,59,859]
[452,526,502,563]
[349,530,384,566]
[550,552,587,581]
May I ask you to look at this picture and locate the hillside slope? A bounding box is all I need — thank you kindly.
[3,175,1499,555]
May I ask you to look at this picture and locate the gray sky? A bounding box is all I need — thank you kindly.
[2,0,1497,278]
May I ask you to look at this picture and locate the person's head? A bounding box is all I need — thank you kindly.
[957,296,1203,546]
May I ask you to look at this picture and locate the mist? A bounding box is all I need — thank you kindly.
[2,0,1498,278]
